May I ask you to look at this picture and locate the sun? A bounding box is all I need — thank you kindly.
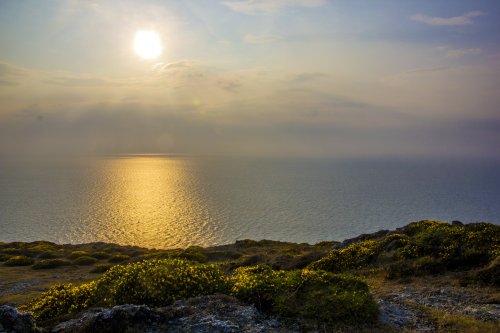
[134,30,162,60]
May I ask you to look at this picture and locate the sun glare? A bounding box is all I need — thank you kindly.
[134,30,162,60]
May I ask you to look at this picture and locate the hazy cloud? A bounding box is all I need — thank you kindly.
[244,34,281,44]
[411,11,485,26]
[215,79,241,92]
[292,72,329,83]
[153,60,197,73]
[437,46,482,58]
[44,76,123,87]
[223,0,326,15]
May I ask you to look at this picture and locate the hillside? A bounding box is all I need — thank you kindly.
[1,220,499,332]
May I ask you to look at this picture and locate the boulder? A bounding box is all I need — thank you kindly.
[0,305,40,333]
[51,295,294,333]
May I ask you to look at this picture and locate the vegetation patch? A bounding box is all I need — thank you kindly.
[21,259,228,321]
[4,255,35,266]
[230,264,378,324]
[89,252,111,260]
[90,263,113,273]
[309,221,500,279]
[108,254,130,263]
[67,251,88,259]
[32,259,72,269]
[73,256,98,266]
[21,258,377,325]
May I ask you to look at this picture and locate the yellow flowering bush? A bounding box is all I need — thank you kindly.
[96,259,228,306]
[21,282,98,321]
[230,265,378,323]
[308,240,382,272]
[230,265,290,310]
[22,258,228,321]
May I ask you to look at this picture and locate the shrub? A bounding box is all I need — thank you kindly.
[4,255,35,266]
[89,252,111,260]
[275,269,379,324]
[96,259,228,306]
[33,259,71,269]
[73,256,98,266]
[230,265,289,311]
[0,247,22,255]
[38,251,63,259]
[108,254,130,263]
[90,263,113,273]
[309,240,382,272]
[27,243,57,256]
[473,257,500,286]
[22,258,229,321]
[67,251,88,259]
[230,265,378,323]
[0,254,11,262]
[176,247,208,263]
[21,282,98,321]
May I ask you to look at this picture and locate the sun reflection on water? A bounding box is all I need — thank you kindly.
[90,156,214,248]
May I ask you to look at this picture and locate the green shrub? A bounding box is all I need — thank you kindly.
[0,247,22,255]
[108,254,130,263]
[67,251,88,259]
[27,243,57,256]
[90,252,111,260]
[386,261,415,280]
[309,240,382,272]
[38,251,63,259]
[275,269,378,324]
[175,247,208,263]
[230,265,289,311]
[22,259,228,321]
[96,259,228,306]
[0,254,11,262]
[21,282,98,320]
[4,255,35,266]
[33,259,71,269]
[73,256,98,266]
[473,257,500,286]
[230,265,378,323]
[90,263,113,273]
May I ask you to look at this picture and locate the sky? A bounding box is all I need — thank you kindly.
[0,0,499,159]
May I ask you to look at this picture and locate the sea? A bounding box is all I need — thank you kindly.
[0,156,499,249]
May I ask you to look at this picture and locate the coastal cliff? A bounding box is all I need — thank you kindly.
[1,220,499,332]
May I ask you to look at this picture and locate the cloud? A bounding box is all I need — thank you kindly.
[0,61,30,86]
[153,60,197,72]
[223,0,326,15]
[43,76,123,87]
[437,46,481,58]
[292,72,329,83]
[411,11,485,26]
[215,79,241,92]
[244,34,281,44]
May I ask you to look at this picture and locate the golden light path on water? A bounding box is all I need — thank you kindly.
[85,156,216,248]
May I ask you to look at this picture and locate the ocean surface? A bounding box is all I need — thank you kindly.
[0,156,499,249]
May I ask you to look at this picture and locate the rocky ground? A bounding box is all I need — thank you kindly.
[2,286,499,333]
[1,295,296,333]
[375,281,500,332]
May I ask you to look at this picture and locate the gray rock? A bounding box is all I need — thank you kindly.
[51,295,293,333]
[52,304,164,333]
[0,305,40,333]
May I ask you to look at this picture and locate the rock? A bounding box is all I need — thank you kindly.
[52,304,164,333]
[51,295,293,333]
[0,305,40,333]
[378,298,434,332]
